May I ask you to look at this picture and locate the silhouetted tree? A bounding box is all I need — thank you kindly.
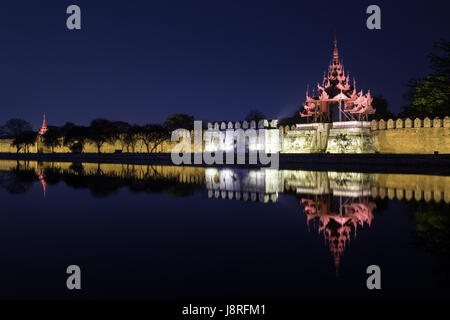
[0,118,32,138]
[139,124,170,153]
[123,125,140,153]
[11,131,37,153]
[401,39,450,118]
[88,119,115,153]
[164,113,194,130]
[245,109,266,122]
[64,125,89,153]
[42,126,62,153]
[369,95,395,120]
[278,109,307,126]
[59,122,76,137]
[111,121,131,152]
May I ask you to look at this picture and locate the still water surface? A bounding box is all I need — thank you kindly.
[0,160,449,299]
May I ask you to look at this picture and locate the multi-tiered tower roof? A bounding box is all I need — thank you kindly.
[301,38,375,122]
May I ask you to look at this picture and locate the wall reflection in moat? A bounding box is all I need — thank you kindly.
[1,160,449,276]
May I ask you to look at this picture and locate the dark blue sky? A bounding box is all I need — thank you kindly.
[1,0,449,128]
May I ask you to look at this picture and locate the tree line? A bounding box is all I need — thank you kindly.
[0,114,195,154]
[0,111,272,154]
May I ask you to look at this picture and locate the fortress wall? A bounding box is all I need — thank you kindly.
[280,123,330,153]
[0,139,17,153]
[1,117,449,155]
[371,116,450,154]
[0,134,187,154]
[326,122,375,154]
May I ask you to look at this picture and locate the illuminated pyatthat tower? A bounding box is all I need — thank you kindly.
[301,37,375,122]
[38,114,48,136]
[301,195,375,276]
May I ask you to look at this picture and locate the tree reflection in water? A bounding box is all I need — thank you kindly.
[408,201,450,280]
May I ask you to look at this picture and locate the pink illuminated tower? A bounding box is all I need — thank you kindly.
[301,37,375,122]
[38,113,48,136]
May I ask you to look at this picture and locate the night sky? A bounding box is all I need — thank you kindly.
[1,0,449,129]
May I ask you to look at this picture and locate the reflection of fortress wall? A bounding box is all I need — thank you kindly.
[282,169,448,204]
[205,167,282,202]
[1,160,448,204]
[327,171,372,197]
[371,173,450,203]
[283,170,330,194]
[204,120,282,154]
[0,161,206,184]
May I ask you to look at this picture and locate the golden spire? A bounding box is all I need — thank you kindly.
[334,34,337,47]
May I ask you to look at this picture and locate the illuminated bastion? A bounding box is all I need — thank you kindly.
[205,119,376,154]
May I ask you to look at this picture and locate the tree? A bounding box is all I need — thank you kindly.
[1,118,32,138]
[59,122,76,137]
[245,109,266,122]
[42,126,62,153]
[88,119,115,153]
[164,113,194,131]
[11,131,37,153]
[369,95,395,120]
[139,124,170,153]
[64,125,88,153]
[401,39,450,118]
[111,121,131,152]
[123,125,141,153]
[278,109,307,126]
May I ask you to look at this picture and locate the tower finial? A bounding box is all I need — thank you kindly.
[332,34,339,63]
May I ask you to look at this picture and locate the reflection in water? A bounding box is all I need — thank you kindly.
[301,195,375,275]
[37,171,47,198]
[407,201,450,280]
[1,160,449,276]
[205,168,282,202]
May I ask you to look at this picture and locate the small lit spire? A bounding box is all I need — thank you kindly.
[38,113,48,136]
[332,35,339,64]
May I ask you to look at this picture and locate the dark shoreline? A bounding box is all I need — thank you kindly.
[1,152,449,175]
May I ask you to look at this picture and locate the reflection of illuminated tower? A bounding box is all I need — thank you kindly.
[37,172,47,198]
[301,195,375,276]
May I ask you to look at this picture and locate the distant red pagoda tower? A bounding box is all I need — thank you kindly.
[38,113,48,136]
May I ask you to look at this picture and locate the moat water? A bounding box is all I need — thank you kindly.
[0,160,449,300]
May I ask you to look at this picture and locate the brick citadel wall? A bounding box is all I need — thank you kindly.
[0,117,449,154]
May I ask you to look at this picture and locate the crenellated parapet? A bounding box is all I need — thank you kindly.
[205,119,282,154]
[370,116,450,154]
[370,116,450,130]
